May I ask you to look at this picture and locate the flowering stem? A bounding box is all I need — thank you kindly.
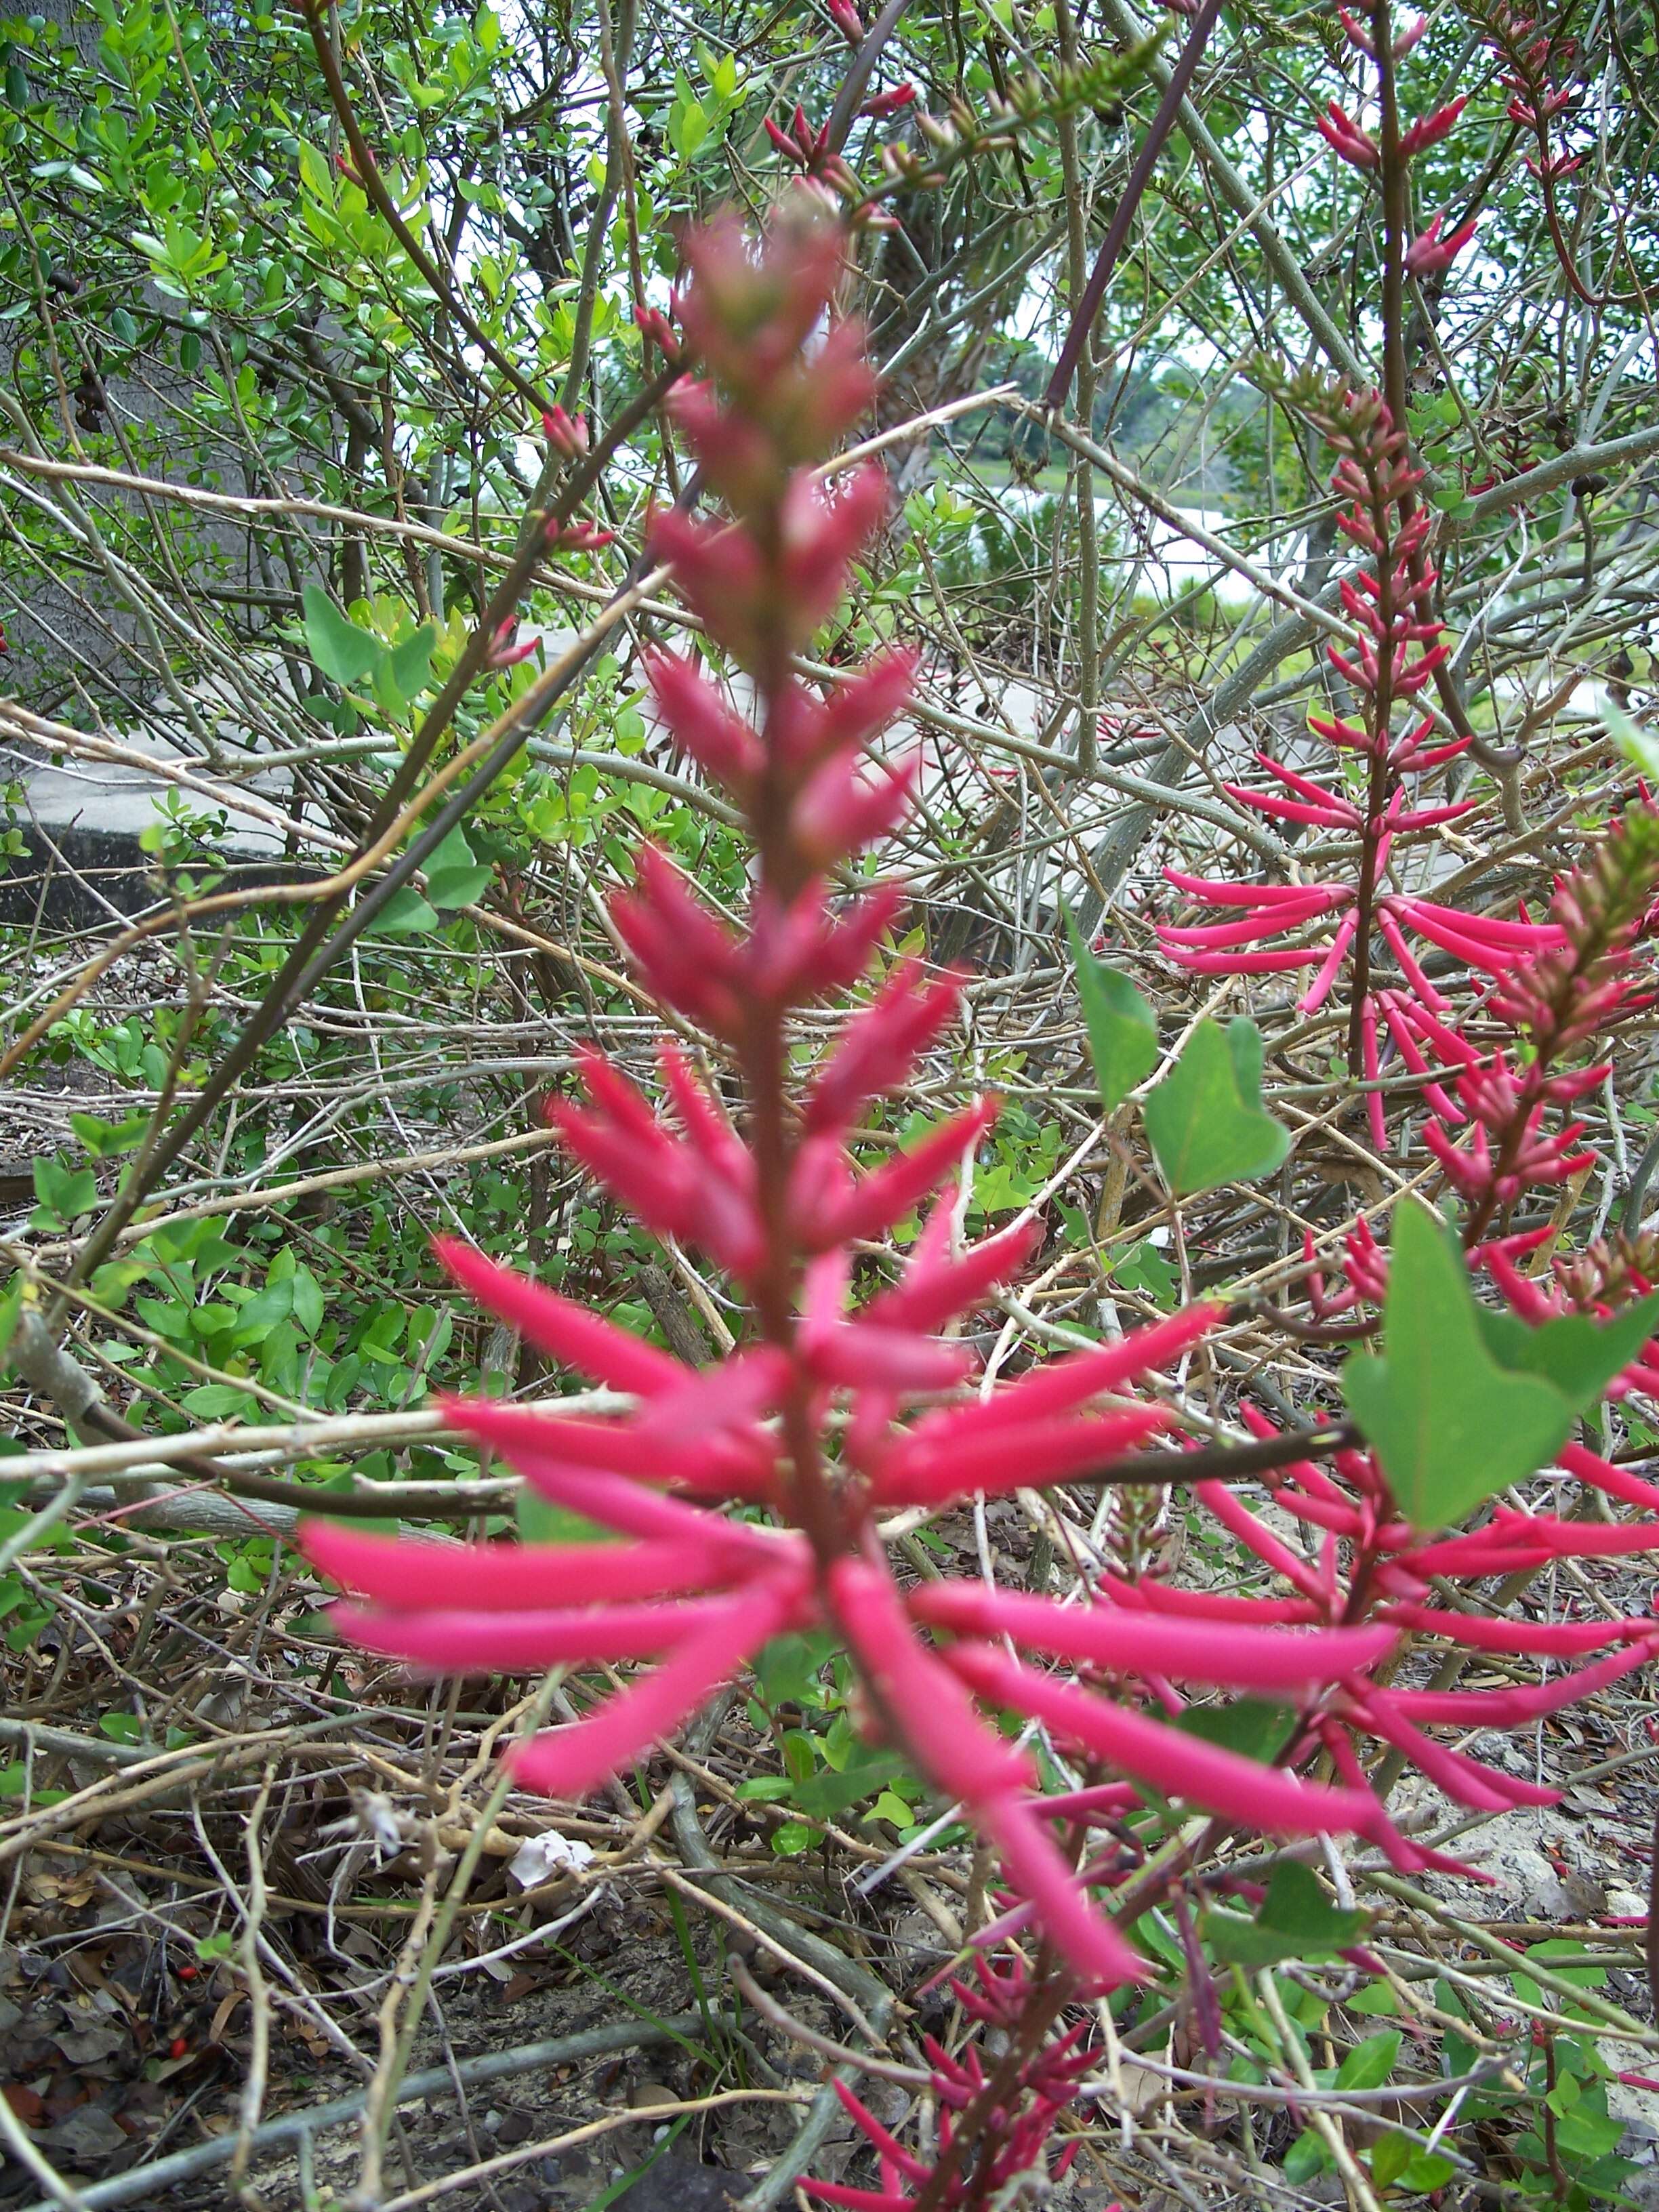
[909,1954,1073,2212]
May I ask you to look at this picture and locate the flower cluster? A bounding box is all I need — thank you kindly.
[301,205,1409,1993]
[1156,379,1564,1142]
[808,1952,1096,2212]
[1136,0,1659,1927]
[1159,1403,1659,1849]
[1485,0,1582,184]
[1255,823,1659,1825]
[1314,18,1475,276]
[1321,808,1659,1252]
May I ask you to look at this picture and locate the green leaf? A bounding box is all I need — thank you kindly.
[371,653,409,719]
[1335,2030,1401,2091]
[1343,1204,1583,1531]
[389,621,436,700]
[1175,1698,1296,1764]
[424,826,492,910]
[1063,903,1158,1112]
[781,1730,816,1783]
[290,1267,324,1337]
[668,93,710,158]
[1204,1859,1366,1965]
[1523,1938,1608,1987]
[515,1490,610,1544]
[1473,1295,1659,1414]
[180,1384,255,1418]
[792,1751,909,1820]
[33,1160,98,1226]
[234,1282,293,1340]
[753,1631,835,1709]
[1349,1979,1400,2016]
[1143,1016,1290,1194]
[0,1279,24,1376]
[70,1111,146,1157]
[1282,2129,1332,2186]
[1603,697,1659,780]
[0,1763,66,1806]
[367,887,440,937]
[1370,2132,1412,2188]
[869,1788,915,1828]
[770,1820,814,1856]
[733,1777,794,1803]
[1395,2148,1456,2191]
[302,583,382,687]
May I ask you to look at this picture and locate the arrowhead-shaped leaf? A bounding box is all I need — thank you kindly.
[1062,903,1158,1112]
[1144,1016,1290,1195]
[1473,1294,1659,1414]
[302,584,382,687]
[1343,1203,1577,1531]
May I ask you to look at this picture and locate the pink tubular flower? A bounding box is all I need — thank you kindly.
[1399,95,1467,155]
[807,1951,1097,2211]
[1406,211,1479,275]
[1160,1400,1659,1865]
[541,404,589,457]
[299,206,1407,1996]
[764,103,857,194]
[1155,377,1513,1090]
[486,618,537,669]
[634,302,680,360]
[861,82,917,118]
[945,1643,1391,1845]
[546,519,616,552]
[1315,99,1378,166]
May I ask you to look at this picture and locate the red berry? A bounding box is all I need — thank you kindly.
[169,2036,188,2060]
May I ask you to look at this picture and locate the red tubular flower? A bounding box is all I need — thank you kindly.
[546,520,616,552]
[608,844,745,1036]
[808,1952,1100,2211]
[431,1235,684,1396]
[802,960,967,1136]
[541,405,589,457]
[1406,211,1479,274]
[909,1582,1395,1684]
[644,651,765,789]
[303,207,1307,1992]
[1143,1398,1659,1864]
[860,82,917,118]
[634,302,680,359]
[1399,95,1467,155]
[486,618,537,669]
[1315,99,1379,166]
[944,1642,1389,1844]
